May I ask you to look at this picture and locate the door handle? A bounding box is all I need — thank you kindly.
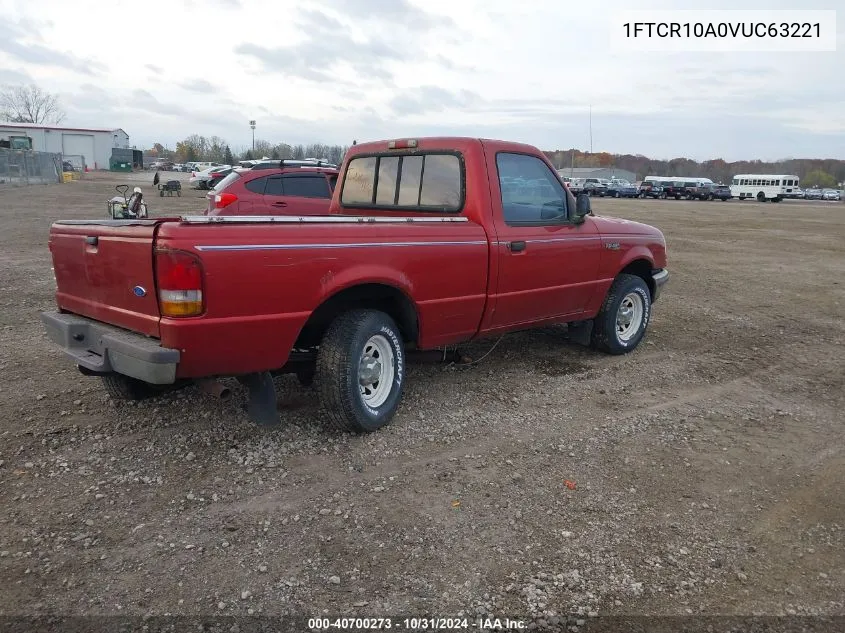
[509,240,526,252]
[272,201,288,207]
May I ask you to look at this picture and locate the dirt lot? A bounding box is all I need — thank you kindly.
[1,172,843,627]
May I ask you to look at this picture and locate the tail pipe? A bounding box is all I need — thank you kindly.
[196,378,231,401]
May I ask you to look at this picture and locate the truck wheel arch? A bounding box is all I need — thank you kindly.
[295,283,419,349]
[618,257,656,301]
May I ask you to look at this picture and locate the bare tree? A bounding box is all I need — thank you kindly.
[0,84,66,124]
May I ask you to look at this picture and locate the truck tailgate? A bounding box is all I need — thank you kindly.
[49,220,162,337]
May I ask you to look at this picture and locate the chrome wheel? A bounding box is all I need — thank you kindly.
[616,292,645,342]
[358,334,395,408]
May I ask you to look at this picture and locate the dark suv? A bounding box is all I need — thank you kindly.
[206,161,339,215]
[699,184,732,201]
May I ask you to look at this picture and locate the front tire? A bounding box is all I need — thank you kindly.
[591,274,651,355]
[316,310,405,432]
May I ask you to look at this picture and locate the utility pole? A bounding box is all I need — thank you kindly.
[249,120,256,152]
[589,105,593,154]
[570,148,574,178]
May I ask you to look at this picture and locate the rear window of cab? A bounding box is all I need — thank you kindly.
[340,153,463,212]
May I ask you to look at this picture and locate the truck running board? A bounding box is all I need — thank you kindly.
[236,371,281,426]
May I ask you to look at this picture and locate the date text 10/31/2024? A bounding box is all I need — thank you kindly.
[308,617,527,630]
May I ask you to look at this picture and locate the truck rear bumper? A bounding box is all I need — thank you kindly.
[40,311,180,384]
[651,268,669,302]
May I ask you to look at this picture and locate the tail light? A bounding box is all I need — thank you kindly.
[155,250,204,317]
[214,192,238,209]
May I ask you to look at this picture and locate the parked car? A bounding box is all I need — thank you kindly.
[189,165,231,190]
[582,178,609,196]
[783,187,804,199]
[638,181,667,199]
[822,189,841,201]
[62,160,76,172]
[804,188,824,200]
[207,162,339,215]
[566,177,586,194]
[606,180,639,198]
[661,182,687,200]
[695,184,731,200]
[40,136,669,432]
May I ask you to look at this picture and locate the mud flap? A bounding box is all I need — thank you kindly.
[236,371,281,426]
[567,320,593,347]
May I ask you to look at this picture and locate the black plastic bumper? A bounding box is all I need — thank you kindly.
[651,269,669,302]
[40,311,179,384]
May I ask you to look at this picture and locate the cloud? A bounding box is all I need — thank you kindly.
[128,89,189,118]
[0,67,32,86]
[319,0,453,30]
[235,10,406,83]
[0,21,105,76]
[390,86,480,115]
[145,64,164,74]
[181,79,217,94]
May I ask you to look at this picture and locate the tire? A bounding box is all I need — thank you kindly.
[707,194,713,201]
[101,374,158,400]
[638,193,645,199]
[660,192,667,199]
[757,192,766,202]
[177,190,181,197]
[591,274,652,355]
[316,310,405,432]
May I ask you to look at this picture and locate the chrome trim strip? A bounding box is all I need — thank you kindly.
[181,215,469,224]
[195,240,488,252]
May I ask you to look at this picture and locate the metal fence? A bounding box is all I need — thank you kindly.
[62,154,86,171]
[0,148,62,186]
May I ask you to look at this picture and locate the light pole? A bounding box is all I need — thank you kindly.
[249,120,256,153]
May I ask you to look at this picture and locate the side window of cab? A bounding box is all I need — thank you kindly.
[496,153,568,225]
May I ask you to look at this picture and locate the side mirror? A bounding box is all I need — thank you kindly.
[575,193,591,219]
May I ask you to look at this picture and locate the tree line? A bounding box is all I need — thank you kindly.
[2,82,840,188]
[148,136,351,167]
[545,149,844,188]
[152,137,843,188]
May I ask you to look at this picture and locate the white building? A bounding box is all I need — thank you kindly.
[0,122,130,170]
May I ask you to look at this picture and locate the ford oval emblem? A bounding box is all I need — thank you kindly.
[132,286,147,297]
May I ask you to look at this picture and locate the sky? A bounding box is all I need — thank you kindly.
[0,0,842,161]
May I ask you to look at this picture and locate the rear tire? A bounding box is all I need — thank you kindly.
[101,374,158,400]
[591,274,651,355]
[316,310,405,433]
[757,192,766,202]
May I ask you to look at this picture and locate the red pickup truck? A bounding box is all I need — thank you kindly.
[41,137,668,432]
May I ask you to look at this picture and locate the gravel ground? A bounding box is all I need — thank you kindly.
[0,172,843,628]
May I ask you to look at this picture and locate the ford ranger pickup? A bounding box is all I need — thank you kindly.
[41,137,669,433]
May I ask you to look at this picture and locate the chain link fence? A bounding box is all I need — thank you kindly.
[0,149,63,187]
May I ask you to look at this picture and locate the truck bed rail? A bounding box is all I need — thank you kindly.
[179,215,470,224]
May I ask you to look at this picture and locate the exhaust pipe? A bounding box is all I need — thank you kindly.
[196,378,231,401]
